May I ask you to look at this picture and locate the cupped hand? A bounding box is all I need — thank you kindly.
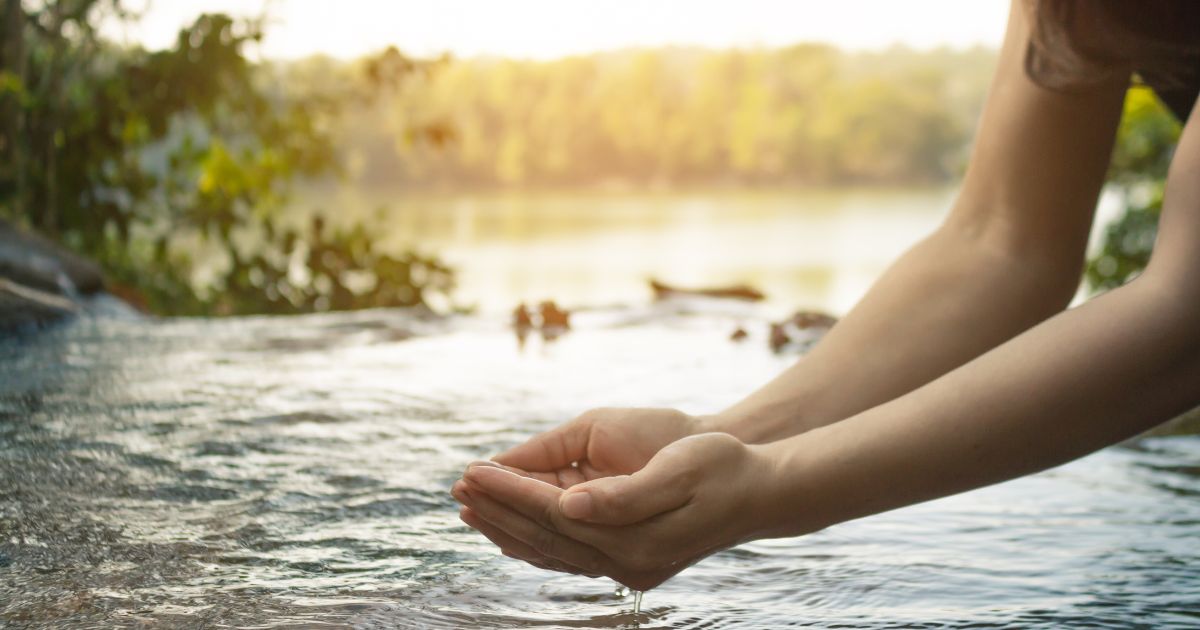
[453,432,779,591]
[489,407,705,489]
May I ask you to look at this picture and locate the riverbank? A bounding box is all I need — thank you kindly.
[0,219,106,332]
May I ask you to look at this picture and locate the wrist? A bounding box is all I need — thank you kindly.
[693,411,775,443]
[697,402,813,444]
[745,435,839,540]
[690,412,731,437]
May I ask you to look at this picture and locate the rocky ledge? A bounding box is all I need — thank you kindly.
[0,219,106,333]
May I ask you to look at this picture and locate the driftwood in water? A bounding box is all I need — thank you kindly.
[649,278,765,302]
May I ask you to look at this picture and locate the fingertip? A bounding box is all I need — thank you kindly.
[464,462,507,484]
[462,467,483,486]
[451,480,471,505]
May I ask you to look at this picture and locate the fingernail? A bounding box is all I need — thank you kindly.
[451,481,471,504]
[560,491,592,520]
[464,464,503,484]
[468,460,501,469]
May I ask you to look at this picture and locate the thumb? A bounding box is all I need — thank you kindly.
[493,418,590,473]
[557,459,692,525]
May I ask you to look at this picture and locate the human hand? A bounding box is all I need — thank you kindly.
[488,407,706,489]
[453,432,780,591]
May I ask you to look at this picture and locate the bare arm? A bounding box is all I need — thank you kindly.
[453,107,1200,590]
[710,0,1127,442]
[763,108,1200,534]
[480,0,1126,485]
[452,2,1200,591]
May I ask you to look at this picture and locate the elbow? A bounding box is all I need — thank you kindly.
[933,217,1085,312]
[1135,262,1200,336]
[939,184,1096,311]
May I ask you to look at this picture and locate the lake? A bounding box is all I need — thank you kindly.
[5,187,1189,629]
[307,187,963,316]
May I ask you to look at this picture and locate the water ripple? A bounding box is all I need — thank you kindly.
[1,307,1197,628]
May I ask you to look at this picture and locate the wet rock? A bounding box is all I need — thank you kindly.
[538,300,571,343]
[0,219,106,333]
[0,277,80,332]
[0,219,103,296]
[769,309,838,353]
[769,321,790,352]
[513,300,572,348]
[539,300,571,330]
[513,302,534,349]
[513,302,533,329]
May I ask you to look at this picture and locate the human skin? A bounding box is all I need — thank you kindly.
[469,0,1124,497]
[452,0,1200,591]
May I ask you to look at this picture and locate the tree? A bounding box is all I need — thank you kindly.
[1086,86,1181,292]
[0,1,454,315]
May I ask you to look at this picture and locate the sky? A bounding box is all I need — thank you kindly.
[105,0,1010,60]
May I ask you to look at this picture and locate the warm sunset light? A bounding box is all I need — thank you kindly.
[5,0,1198,627]
[111,0,1009,60]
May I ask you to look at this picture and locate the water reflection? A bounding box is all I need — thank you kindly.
[304,187,956,315]
[1,307,1198,628]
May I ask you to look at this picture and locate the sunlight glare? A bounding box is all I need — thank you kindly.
[113,0,1007,60]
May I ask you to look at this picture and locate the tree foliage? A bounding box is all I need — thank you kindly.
[0,0,453,315]
[0,0,1176,313]
[320,45,996,189]
[1085,86,1181,292]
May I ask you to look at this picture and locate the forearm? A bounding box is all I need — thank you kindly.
[705,0,1126,444]
[707,222,1081,443]
[758,271,1200,538]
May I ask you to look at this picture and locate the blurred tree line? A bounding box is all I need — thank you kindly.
[0,0,453,315]
[260,47,1184,296]
[254,45,1183,298]
[320,45,996,189]
[0,1,1175,316]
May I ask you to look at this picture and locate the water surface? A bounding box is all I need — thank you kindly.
[306,187,957,314]
[1,305,1197,628]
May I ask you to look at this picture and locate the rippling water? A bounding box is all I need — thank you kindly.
[1,305,1198,628]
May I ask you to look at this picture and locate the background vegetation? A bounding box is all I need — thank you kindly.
[315,45,995,189]
[1085,85,1181,292]
[0,1,1181,316]
[0,1,454,315]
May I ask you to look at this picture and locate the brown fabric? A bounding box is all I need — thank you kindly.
[1024,0,1200,120]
